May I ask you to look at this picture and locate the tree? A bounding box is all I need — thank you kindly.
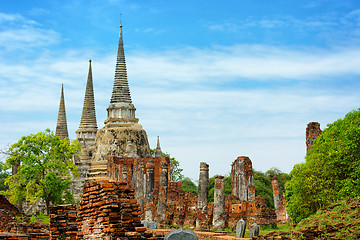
[208,174,232,202]
[254,170,274,209]
[3,129,80,214]
[150,149,184,181]
[286,109,360,222]
[170,157,184,181]
[181,177,198,195]
[0,162,10,191]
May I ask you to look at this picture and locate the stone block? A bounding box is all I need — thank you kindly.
[165,227,198,240]
[250,223,260,238]
[236,219,246,238]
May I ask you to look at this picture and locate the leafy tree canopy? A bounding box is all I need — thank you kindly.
[254,170,274,208]
[3,129,80,214]
[208,174,232,202]
[286,109,360,222]
[181,177,198,195]
[0,162,10,191]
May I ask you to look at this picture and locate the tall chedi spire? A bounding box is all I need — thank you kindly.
[104,24,138,126]
[88,24,151,182]
[76,59,98,145]
[73,60,98,200]
[110,24,132,104]
[55,84,69,140]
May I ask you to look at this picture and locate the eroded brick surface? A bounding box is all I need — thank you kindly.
[306,122,322,152]
[231,157,255,202]
[76,180,147,239]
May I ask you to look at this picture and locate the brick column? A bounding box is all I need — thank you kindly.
[135,162,145,208]
[157,162,168,226]
[213,175,225,230]
[122,166,128,183]
[196,162,209,230]
[145,159,155,222]
[272,176,280,211]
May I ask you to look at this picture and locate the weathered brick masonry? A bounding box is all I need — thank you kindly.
[49,180,161,240]
[0,196,49,240]
[306,122,322,152]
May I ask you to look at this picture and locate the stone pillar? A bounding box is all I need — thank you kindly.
[157,162,168,226]
[196,162,209,230]
[135,162,145,208]
[272,176,280,211]
[132,165,137,189]
[306,122,321,152]
[213,175,225,230]
[231,156,255,201]
[145,159,155,222]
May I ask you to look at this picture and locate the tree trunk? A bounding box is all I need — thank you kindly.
[46,198,50,216]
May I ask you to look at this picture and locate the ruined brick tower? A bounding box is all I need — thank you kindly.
[231,156,255,201]
[306,122,321,152]
[87,24,152,181]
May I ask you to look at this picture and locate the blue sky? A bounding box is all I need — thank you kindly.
[1,0,360,181]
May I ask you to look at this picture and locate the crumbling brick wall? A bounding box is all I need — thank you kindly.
[276,196,289,223]
[166,182,185,227]
[0,204,49,239]
[107,156,171,206]
[0,195,21,216]
[225,195,277,229]
[50,204,77,239]
[77,180,147,239]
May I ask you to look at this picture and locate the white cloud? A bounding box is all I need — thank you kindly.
[208,10,360,46]
[127,45,360,85]
[0,12,59,51]
[0,14,359,180]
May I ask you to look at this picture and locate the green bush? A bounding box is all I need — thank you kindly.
[286,109,360,222]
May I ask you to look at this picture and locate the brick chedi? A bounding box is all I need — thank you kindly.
[306,122,321,152]
[88,25,152,181]
[55,84,69,140]
[231,156,255,201]
[73,59,98,200]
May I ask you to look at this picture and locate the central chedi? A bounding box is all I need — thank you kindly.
[88,25,151,181]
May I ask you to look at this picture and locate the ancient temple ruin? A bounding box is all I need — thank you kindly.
[48,25,281,237]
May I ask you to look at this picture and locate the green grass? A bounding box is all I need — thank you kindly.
[30,212,50,225]
[256,197,360,239]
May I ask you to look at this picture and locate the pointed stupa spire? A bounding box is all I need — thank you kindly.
[79,59,97,129]
[155,136,163,158]
[104,25,139,126]
[110,24,132,104]
[76,60,98,143]
[55,84,69,140]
